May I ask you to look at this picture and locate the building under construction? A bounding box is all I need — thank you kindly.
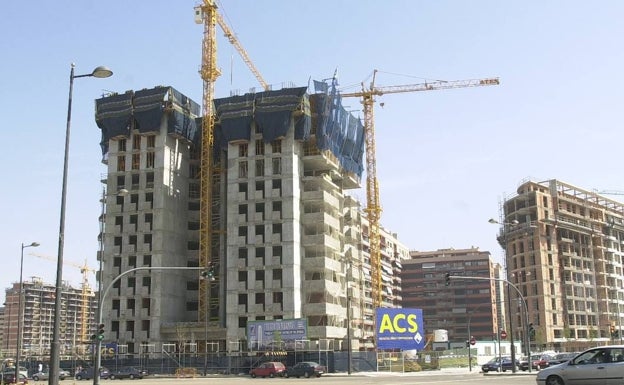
[94,80,408,360]
[2,278,95,361]
[497,179,624,352]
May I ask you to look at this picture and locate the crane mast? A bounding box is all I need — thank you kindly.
[195,1,267,323]
[197,0,220,323]
[343,71,500,308]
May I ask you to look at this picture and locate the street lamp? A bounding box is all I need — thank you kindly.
[488,218,521,373]
[17,242,40,381]
[94,187,127,385]
[50,64,113,385]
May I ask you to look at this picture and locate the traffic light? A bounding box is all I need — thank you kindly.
[445,273,451,286]
[611,323,616,337]
[529,323,536,339]
[97,323,105,341]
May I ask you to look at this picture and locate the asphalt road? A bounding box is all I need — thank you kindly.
[60,369,536,385]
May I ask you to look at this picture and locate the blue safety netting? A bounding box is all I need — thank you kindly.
[311,78,365,176]
[211,82,364,177]
[96,86,200,155]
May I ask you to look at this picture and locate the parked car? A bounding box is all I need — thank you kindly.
[547,352,578,366]
[531,353,555,370]
[481,356,519,372]
[536,345,624,385]
[109,367,144,380]
[284,362,325,378]
[250,361,286,378]
[75,367,110,380]
[1,373,28,385]
[32,368,71,381]
[1,368,28,379]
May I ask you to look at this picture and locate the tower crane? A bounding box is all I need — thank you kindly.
[29,253,96,343]
[341,70,500,308]
[194,0,267,323]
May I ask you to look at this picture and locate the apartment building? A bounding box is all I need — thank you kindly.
[498,179,624,351]
[94,82,407,355]
[401,248,502,344]
[2,278,95,359]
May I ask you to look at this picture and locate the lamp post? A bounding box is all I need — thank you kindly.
[16,242,40,381]
[489,218,522,373]
[94,187,127,385]
[50,64,112,385]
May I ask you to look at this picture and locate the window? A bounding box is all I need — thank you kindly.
[272,158,281,174]
[239,161,248,178]
[128,255,137,268]
[117,175,125,190]
[118,139,127,152]
[255,159,264,176]
[146,151,155,168]
[131,173,139,187]
[132,154,140,170]
[255,270,265,281]
[143,255,152,266]
[273,223,282,235]
[273,291,283,304]
[146,135,155,148]
[239,317,247,328]
[132,135,141,150]
[271,140,281,154]
[117,155,126,172]
[146,172,154,188]
[239,144,248,157]
[255,293,265,304]
[238,226,247,237]
[238,271,247,283]
[255,140,264,155]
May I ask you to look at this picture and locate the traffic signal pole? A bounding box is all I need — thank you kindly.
[94,267,208,385]
[445,273,531,373]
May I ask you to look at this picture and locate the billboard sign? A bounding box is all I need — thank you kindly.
[376,308,425,350]
[247,319,307,350]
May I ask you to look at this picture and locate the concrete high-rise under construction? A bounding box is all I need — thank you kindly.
[94,81,408,358]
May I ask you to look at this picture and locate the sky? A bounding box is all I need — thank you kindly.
[2,1,624,302]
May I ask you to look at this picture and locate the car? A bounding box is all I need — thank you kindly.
[250,361,286,378]
[531,353,555,370]
[1,373,28,385]
[109,367,144,380]
[547,352,578,366]
[1,368,27,379]
[284,361,325,378]
[75,367,111,380]
[32,369,71,381]
[536,345,624,385]
[481,356,519,372]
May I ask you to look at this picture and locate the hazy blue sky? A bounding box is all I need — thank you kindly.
[2,1,623,300]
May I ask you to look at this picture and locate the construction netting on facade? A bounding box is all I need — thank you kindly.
[95,86,201,155]
[212,80,365,178]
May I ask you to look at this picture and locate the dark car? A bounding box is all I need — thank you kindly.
[75,367,110,380]
[1,373,28,385]
[481,357,519,372]
[548,352,578,366]
[284,362,325,378]
[250,361,286,378]
[109,367,144,380]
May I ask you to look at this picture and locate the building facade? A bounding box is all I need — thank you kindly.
[401,248,502,345]
[498,179,624,352]
[94,83,408,356]
[2,278,95,360]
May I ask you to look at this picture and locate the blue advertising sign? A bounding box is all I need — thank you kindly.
[247,319,307,350]
[376,308,425,350]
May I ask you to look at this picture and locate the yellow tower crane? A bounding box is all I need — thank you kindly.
[29,253,96,343]
[341,71,500,308]
[194,0,267,323]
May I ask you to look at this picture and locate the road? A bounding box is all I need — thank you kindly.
[64,371,536,385]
